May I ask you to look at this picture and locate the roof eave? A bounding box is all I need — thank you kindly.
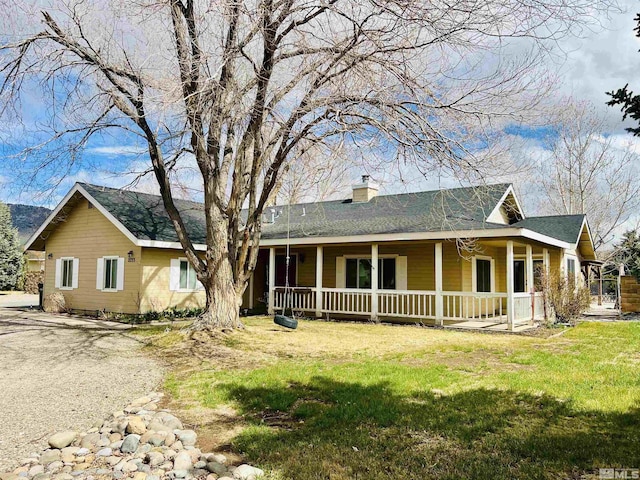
[24,183,141,252]
[24,184,83,251]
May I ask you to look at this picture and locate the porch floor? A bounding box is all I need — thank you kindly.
[445,320,537,332]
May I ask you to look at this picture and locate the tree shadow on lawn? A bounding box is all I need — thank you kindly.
[223,377,639,480]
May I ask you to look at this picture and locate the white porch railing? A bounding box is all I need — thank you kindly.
[322,288,372,314]
[513,292,545,322]
[272,287,316,312]
[378,290,436,319]
[442,292,507,322]
[513,293,532,321]
[270,287,545,325]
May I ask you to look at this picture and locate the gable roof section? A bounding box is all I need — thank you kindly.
[26,181,593,253]
[513,215,585,244]
[486,185,525,224]
[513,214,596,260]
[81,183,207,244]
[261,183,512,239]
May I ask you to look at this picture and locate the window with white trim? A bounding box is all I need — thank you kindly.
[567,258,576,276]
[96,256,124,292]
[103,257,118,290]
[180,259,198,290]
[61,258,74,288]
[567,257,576,285]
[345,258,396,290]
[56,257,79,290]
[476,258,492,293]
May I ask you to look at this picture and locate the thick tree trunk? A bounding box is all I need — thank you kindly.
[190,212,247,331]
[191,256,245,331]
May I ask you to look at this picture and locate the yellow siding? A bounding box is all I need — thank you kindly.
[442,242,462,291]
[44,198,141,314]
[139,248,206,312]
[254,241,459,294]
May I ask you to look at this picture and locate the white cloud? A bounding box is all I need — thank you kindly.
[553,0,640,128]
[85,146,147,156]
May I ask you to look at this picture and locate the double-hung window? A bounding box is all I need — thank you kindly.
[103,257,118,291]
[169,258,202,292]
[61,258,74,288]
[56,257,78,290]
[96,256,124,291]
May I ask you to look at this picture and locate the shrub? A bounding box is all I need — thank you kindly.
[99,305,206,324]
[43,292,66,313]
[541,269,591,325]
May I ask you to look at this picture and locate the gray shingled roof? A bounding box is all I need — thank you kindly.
[81,183,587,246]
[81,183,513,243]
[81,183,208,244]
[513,215,586,245]
[260,184,512,239]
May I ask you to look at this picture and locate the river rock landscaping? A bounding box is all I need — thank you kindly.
[0,393,263,480]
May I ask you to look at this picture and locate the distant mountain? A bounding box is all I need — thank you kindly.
[7,203,52,244]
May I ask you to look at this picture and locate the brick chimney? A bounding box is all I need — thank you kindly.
[352,175,379,203]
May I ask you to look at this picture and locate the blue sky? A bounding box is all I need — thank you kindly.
[1,0,639,211]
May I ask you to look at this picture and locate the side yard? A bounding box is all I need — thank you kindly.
[136,318,640,480]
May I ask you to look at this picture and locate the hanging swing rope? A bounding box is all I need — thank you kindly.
[283,203,291,316]
[274,199,298,329]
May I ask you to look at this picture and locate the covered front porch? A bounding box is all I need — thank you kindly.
[245,238,555,331]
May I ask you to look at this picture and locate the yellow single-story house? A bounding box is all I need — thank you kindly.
[25,178,597,330]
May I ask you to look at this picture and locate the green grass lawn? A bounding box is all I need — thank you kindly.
[143,318,640,480]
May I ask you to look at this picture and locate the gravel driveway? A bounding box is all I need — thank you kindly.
[0,298,163,471]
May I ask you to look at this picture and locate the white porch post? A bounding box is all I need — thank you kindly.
[526,245,534,292]
[506,240,515,331]
[315,245,323,318]
[526,244,534,322]
[435,242,443,325]
[371,243,379,321]
[268,247,276,315]
[542,247,550,320]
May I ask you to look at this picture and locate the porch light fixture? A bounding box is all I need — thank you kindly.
[128,250,135,261]
[47,253,53,260]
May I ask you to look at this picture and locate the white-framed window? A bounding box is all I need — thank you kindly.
[170,258,204,292]
[180,258,198,290]
[61,258,74,288]
[567,258,576,276]
[566,256,577,285]
[336,255,407,290]
[96,256,125,291]
[55,257,79,290]
[472,256,495,293]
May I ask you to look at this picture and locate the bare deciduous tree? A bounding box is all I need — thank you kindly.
[529,100,640,249]
[0,0,616,329]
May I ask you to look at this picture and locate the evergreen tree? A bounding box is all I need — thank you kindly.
[607,14,640,135]
[608,230,640,280]
[0,201,24,290]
